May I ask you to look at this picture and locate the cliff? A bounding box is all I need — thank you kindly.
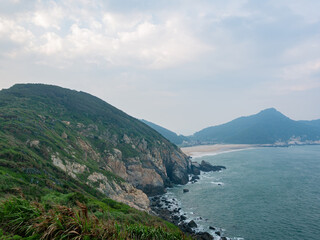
[0,84,191,211]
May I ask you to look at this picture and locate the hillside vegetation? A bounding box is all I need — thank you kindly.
[0,84,191,239]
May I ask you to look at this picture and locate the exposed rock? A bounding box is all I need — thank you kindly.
[191,175,200,182]
[183,189,189,193]
[180,215,187,221]
[209,226,216,230]
[51,154,88,179]
[51,154,66,172]
[61,132,68,139]
[87,172,150,212]
[179,222,194,234]
[138,138,148,151]
[193,232,214,240]
[200,160,226,172]
[127,165,164,195]
[191,162,201,175]
[76,137,100,161]
[123,134,131,144]
[29,140,40,148]
[104,152,128,180]
[187,220,197,228]
[65,161,88,175]
[62,121,70,126]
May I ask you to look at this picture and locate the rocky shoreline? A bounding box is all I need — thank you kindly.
[150,160,229,240]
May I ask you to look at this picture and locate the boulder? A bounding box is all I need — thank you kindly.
[191,162,201,175]
[183,189,189,193]
[194,232,214,240]
[180,215,187,221]
[200,160,226,172]
[191,175,200,182]
[179,222,194,234]
[188,220,198,228]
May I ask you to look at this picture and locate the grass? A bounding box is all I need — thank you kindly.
[0,84,191,239]
[0,196,189,240]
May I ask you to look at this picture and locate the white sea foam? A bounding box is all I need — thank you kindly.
[211,181,224,186]
[191,148,256,159]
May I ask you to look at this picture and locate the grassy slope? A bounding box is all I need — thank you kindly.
[0,84,188,239]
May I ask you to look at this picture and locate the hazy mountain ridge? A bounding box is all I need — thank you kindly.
[144,108,320,146]
[141,119,188,145]
[192,108,320,144]
[0,84,191,211]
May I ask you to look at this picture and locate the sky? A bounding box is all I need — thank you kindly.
[0,0,320,135]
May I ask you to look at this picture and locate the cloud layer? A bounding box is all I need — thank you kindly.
[1,0,319,134]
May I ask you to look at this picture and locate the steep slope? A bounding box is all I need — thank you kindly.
[0,84,191,210]
[141,119,188,145]
[192,108,320,144]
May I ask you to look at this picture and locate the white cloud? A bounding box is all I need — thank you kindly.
[0,17,34,44]
[0,3,211,69]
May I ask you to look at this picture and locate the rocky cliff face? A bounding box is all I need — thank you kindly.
[75,123,191,196]
[0,84,191,212]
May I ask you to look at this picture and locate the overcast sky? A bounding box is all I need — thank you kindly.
[1,0,320,135]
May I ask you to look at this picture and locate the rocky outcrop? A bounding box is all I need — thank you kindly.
[96,136,191,196]
[191,161,226,175]
[87,172,150,212]
[200,160,226,172]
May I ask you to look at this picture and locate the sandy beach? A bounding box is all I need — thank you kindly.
[181,144,258,158]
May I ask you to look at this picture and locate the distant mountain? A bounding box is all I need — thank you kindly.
[191,108,320,145]
[141,119,187,145]
[299,119,320,128]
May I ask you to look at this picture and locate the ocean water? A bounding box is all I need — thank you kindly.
[168,145,320,240]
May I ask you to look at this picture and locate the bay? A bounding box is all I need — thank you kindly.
[168,145,320,240]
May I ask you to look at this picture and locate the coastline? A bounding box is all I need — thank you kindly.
[150,144,256,239]
[181,144,258,158]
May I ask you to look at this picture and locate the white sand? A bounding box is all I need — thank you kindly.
[181,144,258,158]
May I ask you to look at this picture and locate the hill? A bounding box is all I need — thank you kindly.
[0,83,195,239]
[0,84,191,206]
[141,119,187,145]
[191,108,320,145]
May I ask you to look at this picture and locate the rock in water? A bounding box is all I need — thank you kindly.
[191,162,201,175]
[194,232,214,240]
[200,160,226,172]
[187,220,198,228]
[183,188,189,193]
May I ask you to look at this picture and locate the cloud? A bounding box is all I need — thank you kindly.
[1,0,320,134]
[0,1,211,69]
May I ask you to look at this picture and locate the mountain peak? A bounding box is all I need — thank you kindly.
[259,108,278,113]
[257,108,286,118]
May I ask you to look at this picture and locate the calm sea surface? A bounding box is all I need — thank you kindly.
[168,145,320,240]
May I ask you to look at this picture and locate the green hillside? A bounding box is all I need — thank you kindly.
[0,84,191,239]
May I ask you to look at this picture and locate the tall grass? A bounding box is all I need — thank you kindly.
[0,197,188,240]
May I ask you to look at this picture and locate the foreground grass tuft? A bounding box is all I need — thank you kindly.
[0,197,187,240]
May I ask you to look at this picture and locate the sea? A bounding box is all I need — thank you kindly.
[166,145,320,240]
